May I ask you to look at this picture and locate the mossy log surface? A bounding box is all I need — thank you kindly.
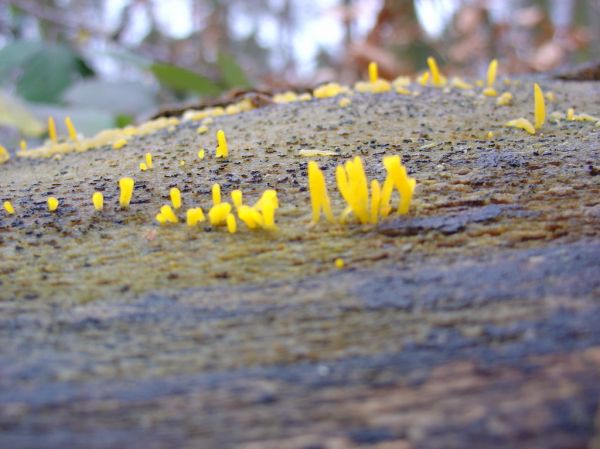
[1,79,599,449]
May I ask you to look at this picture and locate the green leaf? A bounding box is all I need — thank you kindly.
[217,53,250,89]
[16,45,79,103]
[150,63,222,96]
[0,90,45,136]
[0,41,46,81]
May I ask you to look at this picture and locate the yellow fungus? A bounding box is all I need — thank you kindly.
[534,83,545,129]
[382,156,416,215]
[299,149,337,157]
[368,61,378,83]
[0,144,10,164]
[370,179,381,224]
[238,205,263,230]
[209,202,232,226]
[212,183,221,206]
[47,197,59,212]
[140,162,147,171]
[155,213,167,225]
[65,116,78,141]
[20,140,27,152]
[48,116,57,143]
[92,192,104,211]
[417,71,430,86]
[427,57,446,87]
[486,59,498,88]
[3,201,15,215]
[392,76,411,88]
[567,108,575,120]
[197,149,205,160]
[197,126,208,134]
[450,77,473,90]
[160,204,179,223]
[487,131,494,139]
[308,161,335,224]
[231,190,243,209]
[113,138,128,150]
[339,97,351,107]
[482,87,497,97]
[496,92,513,106]
[170,187,182,209]
[395,86,411,95]
[226,213,237,233]
[119,177,134,208]
[216,129,228,158]
[355,79,391,93]
[505,118,536,135]
[145,153,153,169]
[186,207,205,227]
[313,82,350,99]
[298,93,312,101]
[566,108,599,122]
[254,190,279,230]
[335,258,345,269]
[179,160,185,167]
[336,157,370,224]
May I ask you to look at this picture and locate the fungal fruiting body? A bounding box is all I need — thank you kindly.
[253,190,279,230]
[3,201,15,215]
[212,183,221,206]
[20,140,27,152]
[186,207,205,227]
[159,205,179,223]
[336,157,370,224]
[197,126,208,134]
[505,118,536,135]
[92,192,104,211]
[486,59,498,88]
[335,258,344,269]
[198,149,205,160]
[145,153,153,169]
[450,77,473,90]
[368,61,378,83]
[140,163,147,171]
[427,57,446,87]
[119,177,134,209]
[417,71,430,86]
[47,197,59,212]
[382,155,416,216]
[209,202,232,226]
[566,108,599,123]
[65,117,78,141]
[0,144,10,164]
[496,92,513,106]
[231,190,243,210]
[113,138,128,150]
[534,83,545,129]
[308,161,335,224]
[170,188,182,209]
[226,213,237,233]
[339,97,351,107]
[216,130,228,158]
[313,82,350,99]
[48,117,57,143]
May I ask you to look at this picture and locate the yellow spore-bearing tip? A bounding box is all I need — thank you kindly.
[496,92,513,106]
[368,61,378,83]
[197,125,208,134]
[450,77,473,90]
[47,116,58,144]
[20,140,27,151]
[487,59,498,88]
[231,190,243,209]
[92,192,104,211]
[486,131,494,140]
[308,160,335,224]
[0,144,10,164]
[482,87,498,97]
[3,200,15,215]
[197,149,205,160]
[254,189,279,230]
[170,187,182,209]
[338,97,351,107]
[47,197,59,212]
[212,183,222,206]
[209,202,232,226]
[417,71,430,86]
[119,177,135,208]
[334,258,345,269]
[505,118,536,135]
[186,207,205,227]
[533,83,545,129]
[226,213,237,233]
[145,152,153,169]
[113,138,128,150]
[160,204,179,224]
[65,116,78,141]
[139,162,147,171]
[382,155,416,216]
[566,108,600,123]
[313,82,350,99]
[426,57,447,87]
[216,129,228,158]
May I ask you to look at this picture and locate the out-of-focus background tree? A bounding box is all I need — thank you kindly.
[0,0,598,147]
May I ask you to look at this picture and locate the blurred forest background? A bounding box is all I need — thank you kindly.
[0,0,599,148]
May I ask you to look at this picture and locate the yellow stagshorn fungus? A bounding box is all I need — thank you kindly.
[170,187,182,209]
[3,201,15,215]
[336,157,370,224]
[231,190,243,210]
[186,207,205,227]
[92,192,104,211]
[212,183,221,206]
[48,117,58,144]
[505,118,536,135]
[382,155,416,216]
[339,97,351,107]
[140,163,147,172]
[496,92,513,106]
[119,177,135,209]
[113,138,128,150]
[534,83,545,129]
[487,59,498,88]
[145,153,153,169]
[368,61,378,83]
[226,213,237,233]
[417,71,430,86]
[65,116,78,141]
[0,144,10,164]
[450,77,473,90]
[299,149,337,157]
[160,204,179,224]
[20,140,27,152]
[216,130,228,158]
[313,82,350,99]
[566,108,600,123]
[253,190,279,230]
[209,202,232,226]
[197,149,205,160]
[47,197,59,212]
[308,161,335,224]
[427,57,446,87]
[335,258,345,269]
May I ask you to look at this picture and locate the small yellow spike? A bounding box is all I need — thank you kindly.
[160,204,179,223]
[47,117,57,143]
[170,187,182,209]
[92,192,104,211]
[119,177,135,209]
[139,162,147,171]
[113,138,127,150]
[335,258,345,269]
[155,213,167,225]
[368,61,378,83]
[308,161,335,224]
[209,202,232,226]
[145,153,153,169]
[427,57,445,87]
[216,129,228,158]
[379,177,394,217]
[65,116,78,141]
[417,71,430,86]
[186,207,205,227]
[226,213,237,233]
[0,144,10,164]
[534,83,545,129]
[47,197,59,212]
[20,140,27,152]
[238,205,259,229]
[383,156,416,215]
[496,92,513,106]
[370,179,381,224]
[487,59,498,88]
[212,183,221,206]
[231,190,243,209]
[505,118,536,135]
[3,201,15,215]
[197,149,205,160]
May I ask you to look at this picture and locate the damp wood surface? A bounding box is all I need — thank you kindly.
[0,78,599,449]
